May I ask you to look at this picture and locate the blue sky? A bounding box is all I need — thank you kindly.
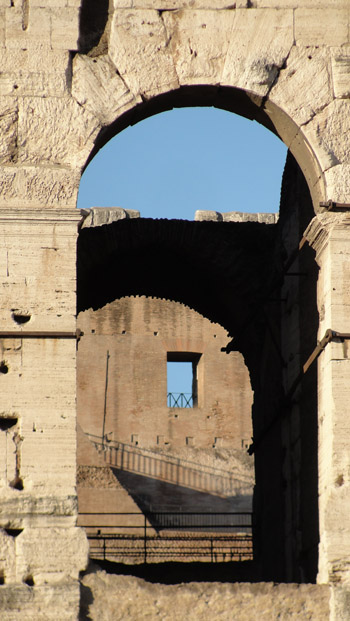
[77,107,287,220]
[78,107,287,393]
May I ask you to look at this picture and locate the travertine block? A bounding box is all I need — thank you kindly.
[298,101,350,184]
[222,9,294,97]
[295,8,349,46]
[0,47,71,73]
[17,97,100,168]
[277,125,324,207]
[269,46,333,127]
[50,7,80,50]
[254,0,347,6]
[109,10,179,98]
[0,582,81,621]
[0,48,70,96]
[16,527,88,583]
[195,210,277,224]
[31,0,73,5]
[81,207,140,227]
[331,51,350,99]
[324,164,350,204]
[72,55,142,126]
[5,6,51,49]
[0,97,18,164]
[0,71,67,97]
[0,9,5,47]
[113,0,132,6]
[162,10,234,86]
[0,492,78,525]
[128,0,249,9]
[0,166,81,207]
[0,530,16,583]
[0,208,81,330]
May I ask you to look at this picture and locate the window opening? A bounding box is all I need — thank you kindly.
[167,353,200,408]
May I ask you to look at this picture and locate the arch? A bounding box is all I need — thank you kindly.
[74,80,325,211]
[72,7,327,584]
[1,5,350,618]
[72,4,336,212]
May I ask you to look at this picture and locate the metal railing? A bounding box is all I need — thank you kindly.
[167,392,194,408]
[85,434,253,498]
[79,511,253,564]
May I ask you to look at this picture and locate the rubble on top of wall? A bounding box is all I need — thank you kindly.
[195,210,278,224]
[81,206,140,228]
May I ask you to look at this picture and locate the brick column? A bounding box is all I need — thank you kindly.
[0,208,88,620]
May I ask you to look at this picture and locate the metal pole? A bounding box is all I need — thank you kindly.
[144,514,147,564]
[102,350,110,448]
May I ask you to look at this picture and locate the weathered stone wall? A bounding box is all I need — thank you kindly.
[0,0,348,211]
[0,1,350,619]
[0,209,88,619]
[81,569,330,621]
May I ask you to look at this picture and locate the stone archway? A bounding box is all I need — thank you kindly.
[0,3,349,619]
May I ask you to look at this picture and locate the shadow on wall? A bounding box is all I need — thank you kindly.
[89,436,253,500]
[113,468,252,517]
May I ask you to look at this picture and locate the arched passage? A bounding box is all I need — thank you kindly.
[71,7,350,611]
[71,5,330,582]
[0,4,349,618]
[77,131,319,583]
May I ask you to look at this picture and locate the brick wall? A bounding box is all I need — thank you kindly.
[77,295,253,451]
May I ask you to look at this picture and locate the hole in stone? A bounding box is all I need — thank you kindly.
[335,474,344,487]
[0,417,17,431]
[12,312,31,325]
[10,476,24,491]
[0,361,9,374]
[24,575,34,586]
[4,528,23,538]
[78,0,109,53]
[0,571,5,585]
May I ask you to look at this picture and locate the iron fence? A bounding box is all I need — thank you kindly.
[167,392,193,408]
[79,511,253,564]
